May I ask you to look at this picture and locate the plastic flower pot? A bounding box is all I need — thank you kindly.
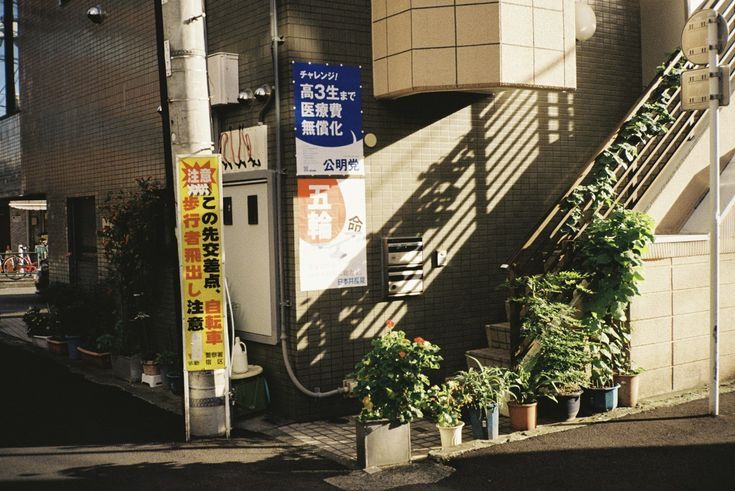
[468,405,499,440]
[437,422,464,450]
[65,336,82,361]
[614,374,640,407]
[508,401,537,431]
[582,385,620,414]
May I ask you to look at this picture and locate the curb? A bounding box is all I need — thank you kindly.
[428,380,735,462]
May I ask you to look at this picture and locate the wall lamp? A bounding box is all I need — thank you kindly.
[86,5,108,24]
[238,84,273,104]
[575,1,597,42]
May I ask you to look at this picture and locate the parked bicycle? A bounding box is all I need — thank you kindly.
[3,245,38,281]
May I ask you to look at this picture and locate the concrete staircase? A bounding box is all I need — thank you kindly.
[464,322,511,369]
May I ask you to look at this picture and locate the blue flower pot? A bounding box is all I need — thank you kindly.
[65,336,82,361]
[582,385,620,414]
[468,404,499,440]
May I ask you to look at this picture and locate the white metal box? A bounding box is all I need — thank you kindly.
[207,52,239,106]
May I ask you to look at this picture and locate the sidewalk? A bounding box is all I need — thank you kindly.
[3,307,734,472]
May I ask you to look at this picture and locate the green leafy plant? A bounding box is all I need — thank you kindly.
[45,283,93,338]
[508,366,555,404]
[23,306,50,337]
[576,207,654,382]
[99,178,166,354]
[559,52,684,236]
[530,315,590,395]
[426,380,470,428]
[455,364,515,410]
[95,334,115,353]
[155,350,179,368]
[352,320,442,425]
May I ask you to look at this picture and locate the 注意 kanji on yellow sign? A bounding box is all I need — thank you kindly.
[177,155,227,371]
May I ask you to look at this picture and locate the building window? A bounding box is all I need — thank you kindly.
[0,0,19,116]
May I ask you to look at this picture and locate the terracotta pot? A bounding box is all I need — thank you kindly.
[77,347,111,368]
[508,401,537,431]
[614,374,640,407]
[47,338,68,355]
[143,360,161,376]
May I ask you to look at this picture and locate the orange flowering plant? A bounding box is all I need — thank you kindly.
[352,320,442,424]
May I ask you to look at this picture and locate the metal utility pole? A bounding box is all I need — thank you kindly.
[681,8,730,416]
[161,0,229,439]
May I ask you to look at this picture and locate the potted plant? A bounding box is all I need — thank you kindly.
[426,380,469,450]
[507,366,554,431]
[351,319,442,469]
[529,305,590,421]
[23,306,52,349]
[574,208,653,412]
[455,363,514,440]
[582,327,621,414]
[44,283,92,361]
[110,320,143,383]
[155,350,179,389]
[77,334,114,368]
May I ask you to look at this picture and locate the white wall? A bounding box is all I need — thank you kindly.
[639,0,688,85]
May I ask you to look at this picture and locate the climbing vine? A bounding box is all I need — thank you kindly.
[560,52,686,236]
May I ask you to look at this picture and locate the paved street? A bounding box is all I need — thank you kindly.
[1,283,734,490]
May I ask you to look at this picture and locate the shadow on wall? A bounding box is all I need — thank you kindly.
[285,88,574,416]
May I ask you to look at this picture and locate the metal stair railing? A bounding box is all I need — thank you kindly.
[506,0,734,278]
[502,0,735,362]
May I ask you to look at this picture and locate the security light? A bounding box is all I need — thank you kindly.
[86,5,108,24]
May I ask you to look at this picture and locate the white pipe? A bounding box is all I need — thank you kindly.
[268,0,346,399]
[708,13,720,416]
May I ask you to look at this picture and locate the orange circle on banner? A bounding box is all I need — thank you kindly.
[297,179,346,244]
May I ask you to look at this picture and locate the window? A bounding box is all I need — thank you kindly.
[0,0,19,116]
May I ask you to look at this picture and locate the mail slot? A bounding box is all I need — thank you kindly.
[383,237,423,297]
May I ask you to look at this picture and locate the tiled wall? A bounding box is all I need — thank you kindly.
[205,0,643,419]
[372,0,577,98]
[16,0,645,420]
[18,1,177,350]
[631,247,735,398]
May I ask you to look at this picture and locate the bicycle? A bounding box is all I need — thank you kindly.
[3,245,38,281]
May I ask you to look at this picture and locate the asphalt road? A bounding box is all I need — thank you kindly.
[1,280,734,490]
[434,391,735,490]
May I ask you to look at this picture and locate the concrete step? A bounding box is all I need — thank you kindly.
[464,347,511,370]
[484,322,510,351]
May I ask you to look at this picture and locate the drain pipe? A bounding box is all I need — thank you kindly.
[269,0,346,399]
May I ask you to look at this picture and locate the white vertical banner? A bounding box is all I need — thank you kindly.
[297,178,367,291]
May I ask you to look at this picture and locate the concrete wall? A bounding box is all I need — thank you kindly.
[630,241,735,399]
[639,0,687,85]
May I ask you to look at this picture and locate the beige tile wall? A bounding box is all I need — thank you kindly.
[630,251,735,399]
[372,0,577,98]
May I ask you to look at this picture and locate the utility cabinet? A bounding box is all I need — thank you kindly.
[208,52,240,106]
[222,169,278,345]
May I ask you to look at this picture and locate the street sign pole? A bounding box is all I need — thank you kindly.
[707,15,720,416]
[681,8,729,416]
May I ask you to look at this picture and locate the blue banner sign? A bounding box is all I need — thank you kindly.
[293,62,364,176]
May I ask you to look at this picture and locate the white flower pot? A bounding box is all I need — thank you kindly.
[437,422,464,450]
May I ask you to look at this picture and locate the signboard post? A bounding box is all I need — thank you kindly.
[680,8,730,416]
[175,155,230,437]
